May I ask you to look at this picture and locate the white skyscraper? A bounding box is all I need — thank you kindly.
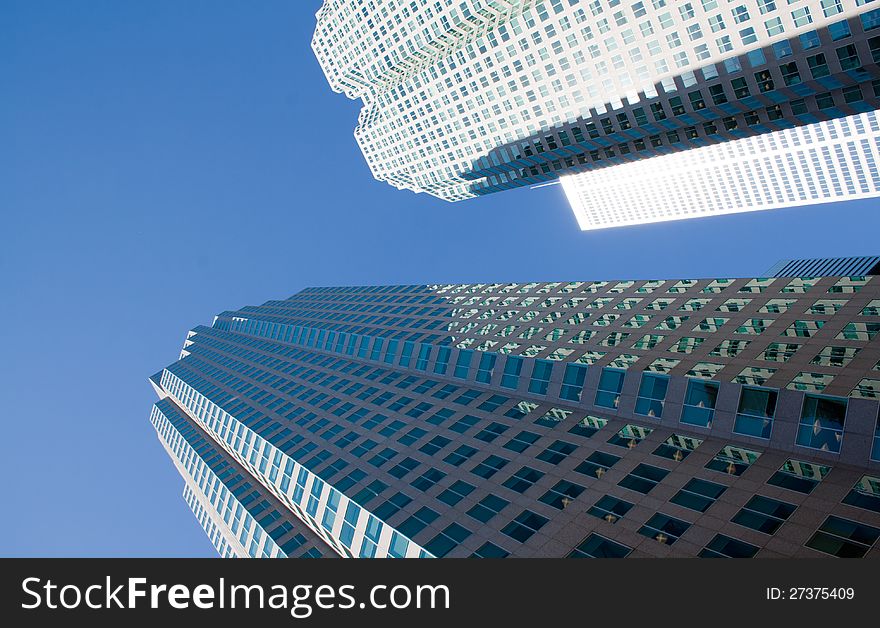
[313,0,880,205]
[561,109,880,229]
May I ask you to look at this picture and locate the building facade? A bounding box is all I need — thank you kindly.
[150,276,880,558]
[313,0,880,208]
[561,109,880,230]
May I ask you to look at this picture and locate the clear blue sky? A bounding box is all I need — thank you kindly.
[2,1,879,557]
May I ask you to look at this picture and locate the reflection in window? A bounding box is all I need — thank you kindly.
[797,394,847,452]
[734,387,777,439]
[681,379,719,428]
[639,513,691,545]
[528,360,554,395]
[706,446,761,478]
[761,342,800,362]
[559,363,588,401]
[635,373,669,418]
[842,475,880,514]
[587,495,633,523]
[653,434,703,461]
[767,459,830,494]
[595,367,626,409]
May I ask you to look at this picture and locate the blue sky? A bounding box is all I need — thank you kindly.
[3,1,879,556]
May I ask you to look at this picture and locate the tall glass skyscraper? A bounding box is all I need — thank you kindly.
[313,0,880,217]
[150,275,880,558]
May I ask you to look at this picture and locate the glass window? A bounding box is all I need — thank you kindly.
[670,478,727,512]
[806,516,880,558]
[699,534,759,558]
[539,480,586,510]
[595,367,626,408]
[500,356,523,389]
[635,373,668,418]
[842,475,880,514]
[767,459,830,494]
[732,495,796,534]
[528,360,554,395]
[639,513,691,545]
[574,450,620,479]
[453,349,473,379]
[681,380,719,428]
[567,534,631,558]
[734,387,777,439]
[501,510,549,543]
[797,394,847,453]
[618,463,669,494]
[653,434,703,461]
[705,445,761,476]
[559,363,588,401]
[587,495,633,523]
[475,352,496,384]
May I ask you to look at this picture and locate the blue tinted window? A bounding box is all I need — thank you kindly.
[595,368,625,409]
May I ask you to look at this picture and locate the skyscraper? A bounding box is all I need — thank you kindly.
[562,109,880,230]
[150,275,880,558]
[313,0,880,210]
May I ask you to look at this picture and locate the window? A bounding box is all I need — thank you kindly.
[373,493,412,520]
[410,468,446,491]
[635,373,668,418]
[540,480,586,509]
[537,440,578,465]
[595,367,625,408]
[471,454,509,479]
[574,450,621,479]
[779,62,801,86]
[569,415,607,438]
[560,363,588,401]
[734,387,777,439]
[639,513,691,545]
[471,542,509,558]
[504,430,541,453]
[733,495,796,534]
[453,349,472,379]
[528,360,553,395]
[449,414,479,434]
[503,466,545,493]
[500,356,523,389]
[835,43,861,71]
[806,516,880,558]
[587,495,633,523]
[874,413,880,461]
[618,463,669,494]
[397,507,439,538]
[433,346,450,375]
[568,534,631,558]
[797,394,847,453]
[467,494,510,523]
[681,380,719,428]
[501,510,549,543]
[608,423,652,449]
[699,534,759,558]
[424,523,471,558]
[475,352,496,384]
[705,445,761,476]
[444,445,477,467]
[436,480,475,507]
[791,6,812,28]
[671,478,727,512]
[767,459,830,494]
[653,434,703,461]
[842,475,880,514]
[473,422,508,444]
